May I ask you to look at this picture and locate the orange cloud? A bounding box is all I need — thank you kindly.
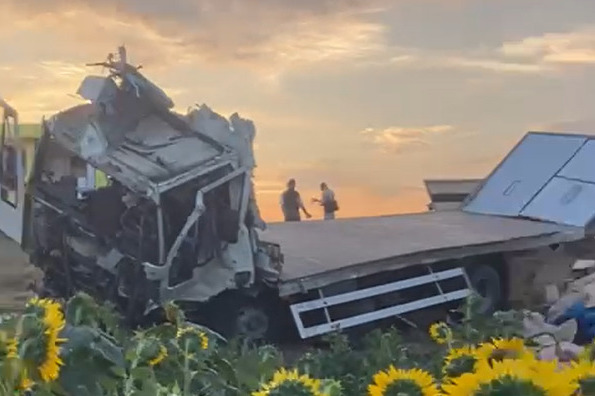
[0,0,391,74]
[360,124,456,153]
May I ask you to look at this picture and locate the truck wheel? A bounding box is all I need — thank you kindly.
[467,264,503,315]
[202,291,284,343]
[236,305,271,342]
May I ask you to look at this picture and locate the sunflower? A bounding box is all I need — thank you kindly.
[148,345,168,367]
[567,360,595,395]
[5,336,18,359]
[442,358,576,396]
[252,368,326,396]
[26,297,67,383]
[429,322,453,345]
[443,346,478,379]
[17,372,34,392]
[474,337,535,368]
[176,326,209,351]
[368,366,441,396]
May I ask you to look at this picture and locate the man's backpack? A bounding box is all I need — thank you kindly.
[325,199,339,213]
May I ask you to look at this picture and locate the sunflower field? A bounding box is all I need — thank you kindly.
[3,292,595,396]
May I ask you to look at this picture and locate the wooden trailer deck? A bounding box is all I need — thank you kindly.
[259,210,585,296]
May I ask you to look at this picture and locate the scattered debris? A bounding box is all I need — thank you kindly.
[523,310,583,363]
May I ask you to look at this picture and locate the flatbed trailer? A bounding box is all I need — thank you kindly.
[260,210,587,339]
[259,131,595,339]
[265,211,583,296]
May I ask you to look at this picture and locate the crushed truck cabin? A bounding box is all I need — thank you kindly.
[1,48,595,342]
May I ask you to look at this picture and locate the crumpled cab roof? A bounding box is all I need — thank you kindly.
[46,101,235,197]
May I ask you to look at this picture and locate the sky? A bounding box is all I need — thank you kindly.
[2,0,595,222]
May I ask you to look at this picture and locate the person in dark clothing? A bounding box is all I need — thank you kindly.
[280,179,311,222]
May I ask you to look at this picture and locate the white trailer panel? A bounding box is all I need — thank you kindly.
[463,133,586,218]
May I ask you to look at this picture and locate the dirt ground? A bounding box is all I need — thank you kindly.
[0,233,41,313]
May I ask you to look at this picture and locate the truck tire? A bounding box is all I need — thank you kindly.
[199,290,286,343]
[467,264,503,315]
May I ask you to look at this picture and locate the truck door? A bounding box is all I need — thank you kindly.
[0,100,25,244]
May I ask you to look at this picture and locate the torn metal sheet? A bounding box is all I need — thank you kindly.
[463,132,587,218]
[46,105,233,198]
[521,177,595,227]
[464,131,595,228]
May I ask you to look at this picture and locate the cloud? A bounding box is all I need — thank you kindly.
[536,118,595,134]
[38,61,89,79]
[418,28,595,75]
[0,0,391,76]
[360,124,456,153]
[358,47,550,76]
[5,1,595,87]
[3,0,586,94]
[0,60,91,121]
[499,27,595,66]
[369,27,595,75]
[383,46,553,74]
[440,57,547,73]
[255,155,405,198]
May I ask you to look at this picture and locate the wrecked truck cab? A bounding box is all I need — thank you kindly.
[26,50,280,335]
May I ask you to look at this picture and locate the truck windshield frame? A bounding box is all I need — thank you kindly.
[159,167,248,270]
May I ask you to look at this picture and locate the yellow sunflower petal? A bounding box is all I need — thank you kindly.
[176,326,209,350]
[442,358,577,396]
[28,297,66,383]
[367,366,440,396]
[443,345,478,378]
[252,368,327,396]
[19,376,34,391]
[6,337,18,359]
[474,337,536,369]
[149,345,168,366]
[429,322,452,345]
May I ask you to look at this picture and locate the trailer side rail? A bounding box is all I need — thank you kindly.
[290,267,471,339]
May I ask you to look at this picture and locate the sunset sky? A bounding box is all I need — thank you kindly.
[2,0,595,222]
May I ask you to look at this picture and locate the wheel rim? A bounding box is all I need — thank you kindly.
[472,275,499,313]
[236,306,269,340]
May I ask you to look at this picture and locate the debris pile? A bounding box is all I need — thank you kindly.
[522,262,595,362]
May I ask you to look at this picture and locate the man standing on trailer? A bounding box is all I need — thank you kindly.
[313,182,338,220]
[280,178,311,222]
